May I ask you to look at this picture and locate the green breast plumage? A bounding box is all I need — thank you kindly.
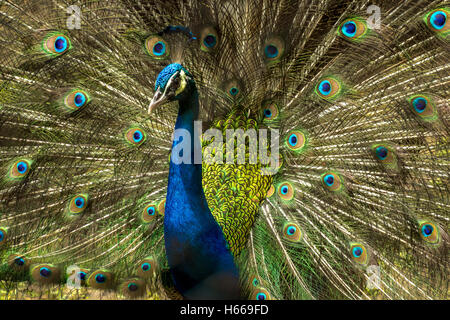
[202,109,273,256]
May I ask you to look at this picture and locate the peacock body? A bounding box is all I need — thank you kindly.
[0,0,448,300]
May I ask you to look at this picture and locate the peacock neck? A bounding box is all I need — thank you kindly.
[164,87,240,299]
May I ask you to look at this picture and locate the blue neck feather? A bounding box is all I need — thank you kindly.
[164,86,240,299]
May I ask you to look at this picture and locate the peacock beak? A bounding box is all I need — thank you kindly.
[148,87,168,114]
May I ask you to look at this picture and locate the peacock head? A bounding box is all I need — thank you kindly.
[148,63,195,113]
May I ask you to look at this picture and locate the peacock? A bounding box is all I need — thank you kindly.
[0,0,448,300]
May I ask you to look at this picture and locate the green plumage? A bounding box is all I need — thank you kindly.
[0,0,448,300]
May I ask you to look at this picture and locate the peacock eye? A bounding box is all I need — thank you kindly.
[31,264,60,283]
[256,293,266,300]
[342,21,357,37]
[264,44,279,58]
[77,271,87,281]
[375,146,388,160]
[427,10,448,31]
[338,18,367,40]
[133,131,143,142]
[252,288,271,300]
[200,27,219,52]
[55,37,67,52]
[263,36,285,63]
[285,130,306,152]
[9,159,32,180]
[422,224,433,237]
[15,257,25,266]
[128,282,138,291]
[350,243,369,265]
[283,222,302,242]
[147,207,155,216]
[315,77,342,100]
[40,267,52,278]
[43,33,71,55]
[407,95,437,122]
[68,194,89,215]
[224,80,241,98]
[324,174,334,186]
[418,220,440,244]
[431,11,447,29]
[64,90,90,111]
[74,93,86,107]
[262,101,279,122]
[319,80,331,95]
[153,41,165,55]
[75,197,84,208]
[142,204,158,223]
[412,97,427,113]
[8,254,29,270]
[17,161,27,174]
[321,172,343,192]
[203,34,217,48]
[95,273,106,283]
[277,182,294,201]
[137,257,157,278]
[229,87,239,96]
[125,127,146,146]
[0,228,7,245]
[145,36,169,59]
[352,246,363,258]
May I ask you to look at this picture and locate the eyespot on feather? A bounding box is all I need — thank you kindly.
[120,278,146,298]
[349,243,369,265]
[67,194,89,215]
[252,287,271,300]
[31,264,61,284]
[145,36,169,59]
[263,36,285,63]
[277,182,294,201]
[224,80,241,98]
[418,220,440,245]
[125,127,146,146]
[407,95,438,122]
[250,275,261,288]
[338,17,368,40]
[262,101,279,122]
[424,8,449,34]
[42,33,71,55]
[285,130,306,152]
[8,254,31,272]
[371,143,396,165]
[200,26,219,51]
[321,172,343,192]
[87,269,114,289]
[8,159,32,180]
[315,77,341,100]
[0,227,8,247]
[283,222,302,242]
[64,90,90,111]
[142,204,158,223]
[137,257,158,278]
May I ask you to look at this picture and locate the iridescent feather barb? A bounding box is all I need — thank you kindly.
[0,0,448,300]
